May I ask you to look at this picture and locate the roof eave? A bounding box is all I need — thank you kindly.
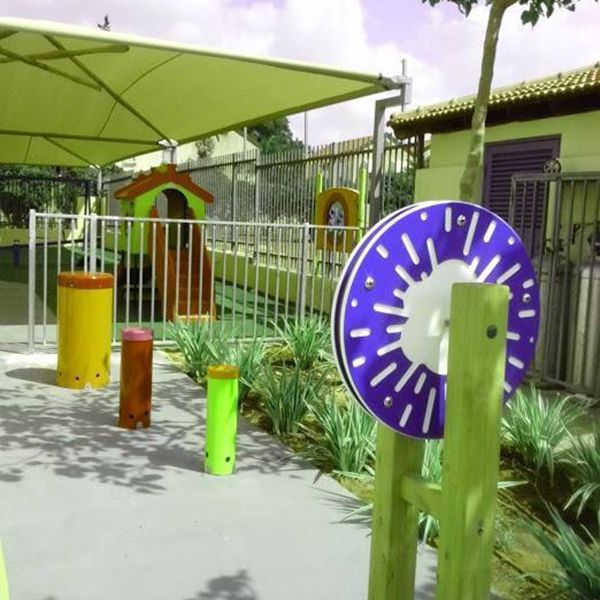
[390,89,600,139]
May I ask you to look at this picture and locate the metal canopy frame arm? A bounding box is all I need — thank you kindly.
[43,136,97,166]
[0,31,16,42]
[0,128,158,146]
[44,34,169,142]
[368,75,412,225]
[174,84,402,149]
[0,43,129,64]
[0,45,100,90]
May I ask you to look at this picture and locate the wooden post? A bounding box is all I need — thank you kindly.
[368,424,425,600]
[436,283,509,600]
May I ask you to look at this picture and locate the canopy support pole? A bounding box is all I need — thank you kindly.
[368,69,411,226]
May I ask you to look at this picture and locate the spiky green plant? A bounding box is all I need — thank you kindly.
[342,439,520,544]
[168,321,213,381]
[494,512,515,553]
[501,386,586,484]
[208,335,266,404]
[303,393,376,475]
[228,339,265,405]
[532,506,600,599]
[562,427,600,524]
[276,317,331,370]
[340,439,445,542]
[254,364,323,436]
[419,439,444,542]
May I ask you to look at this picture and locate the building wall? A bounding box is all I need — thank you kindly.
[414,109,600,203]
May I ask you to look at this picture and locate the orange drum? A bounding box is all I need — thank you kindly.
[118,328,153,429]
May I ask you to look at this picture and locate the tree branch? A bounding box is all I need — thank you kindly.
[459,0,518,202]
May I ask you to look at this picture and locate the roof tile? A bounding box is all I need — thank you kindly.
[390,63,600,135]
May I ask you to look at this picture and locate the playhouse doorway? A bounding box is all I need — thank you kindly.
[155,188,189,249]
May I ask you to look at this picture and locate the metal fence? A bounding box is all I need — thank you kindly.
[27,211,363,350]
[104,135,419,225]
[510,171,600,397]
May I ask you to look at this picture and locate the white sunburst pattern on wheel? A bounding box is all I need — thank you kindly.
[332,201,540,439]
[331,203,433,411]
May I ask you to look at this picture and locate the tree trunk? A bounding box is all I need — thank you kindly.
[459,0,518,202]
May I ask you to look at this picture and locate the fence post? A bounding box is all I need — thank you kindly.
[28,209,37,353]
[358,162,368,235]
[231,156,237,251]
[96,168,103,215]
[253,155,261,222]
[314,171,324,202]
[297,222,310,322]
[89,213,98,274]
[331,142,338,187]
[253,156,261,265]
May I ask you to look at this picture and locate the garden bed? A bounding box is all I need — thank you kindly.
[164,318,600,600]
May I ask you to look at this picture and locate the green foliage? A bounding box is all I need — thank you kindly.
[276,317,331,370]
[494,512,515,552]
[562,427,600,524]
[303,393,376,475]
[382,171,415,215]
[247,117,303,155]
[422,0,594,25]
[340,439,445,541]
[419,440,444,542]
[421,0,595,202]
[532,506,600,599]
[342,438,520,544]
[194,136,218,160]
[501,386,586,483]
[168,321,215,381]
[169,322,265,404]
[418,442,521,543]
[209,336,265,405]
[254,364,323,436]
[0,165,93,227]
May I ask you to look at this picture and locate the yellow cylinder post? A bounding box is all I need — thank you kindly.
[56,272,113,389]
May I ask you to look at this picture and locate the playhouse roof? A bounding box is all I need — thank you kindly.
[0,18,404,168]
[114,164,213,203]
[390,63,600,138]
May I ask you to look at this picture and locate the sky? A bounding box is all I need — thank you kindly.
[1,0,599,146]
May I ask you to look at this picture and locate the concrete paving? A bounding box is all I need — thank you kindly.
[0,348,438,600]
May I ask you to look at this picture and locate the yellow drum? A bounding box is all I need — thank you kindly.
[57,272,114,389]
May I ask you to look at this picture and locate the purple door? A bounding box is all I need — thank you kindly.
[483,136,560,257]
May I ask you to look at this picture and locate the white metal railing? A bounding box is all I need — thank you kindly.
[28,210,363,350]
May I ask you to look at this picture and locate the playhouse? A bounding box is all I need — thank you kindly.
[114,164,215,321]
[114,163,214,252]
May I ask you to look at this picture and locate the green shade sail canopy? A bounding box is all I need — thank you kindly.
[0,18,402,167]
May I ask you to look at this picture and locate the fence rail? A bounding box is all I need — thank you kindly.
[510,171,600,398]
[104,135,418,225]
[28,211,363,350]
